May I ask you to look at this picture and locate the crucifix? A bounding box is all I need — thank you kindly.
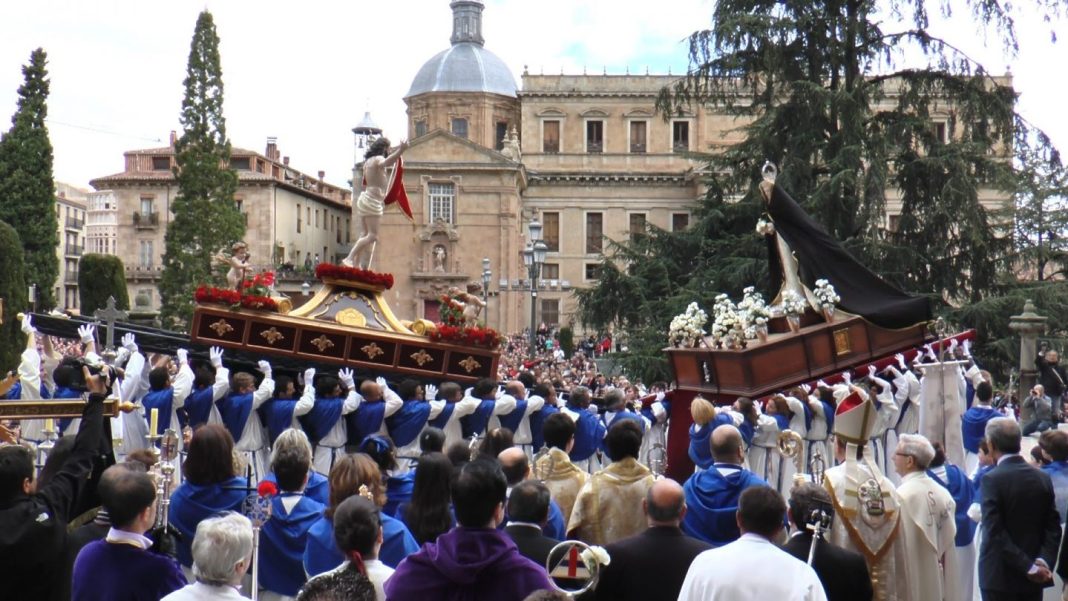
[93,296,128,363]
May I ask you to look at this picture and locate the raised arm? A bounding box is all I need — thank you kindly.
[171,349,194,408]
[209,347,230,401]
[381,140,409,167]
[17,316,42,398]
[339,369,362,415]
[253,361,275,409]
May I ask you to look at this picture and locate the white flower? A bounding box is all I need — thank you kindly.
[813,279,841,306]
[781,290,807,316]
[581,545,611,568]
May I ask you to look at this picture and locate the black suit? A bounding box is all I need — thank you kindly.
[504,523,558,569]
[781,532,872,601]
[593,525,711,601]
[980,455,1062,601]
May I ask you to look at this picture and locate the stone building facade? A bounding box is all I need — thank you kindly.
[54,182,88,313]
[89,135,352,312]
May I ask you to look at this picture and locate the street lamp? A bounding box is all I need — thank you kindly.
[481,257,492,325]
[523,218,547,357]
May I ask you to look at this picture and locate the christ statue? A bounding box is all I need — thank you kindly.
[343,137,409,269]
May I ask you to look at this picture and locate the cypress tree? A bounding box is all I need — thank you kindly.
[159,10,243,330]
[0,48,58,310]
[78,254,130,316]
[0,220,28,372]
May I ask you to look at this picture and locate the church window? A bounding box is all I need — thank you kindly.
[585,212,603,254]
[586,120,604,153]
[451,118,468,139]
[429,182,455,224]
[541,299,560,326]
[672,121,690,152]
[630,121,647,153]
[543,120,561,153]
[415,119,427,138]
[496,122,509,150]
[629,213,647,243]
[672,212,690,232]
[542,212,560,251]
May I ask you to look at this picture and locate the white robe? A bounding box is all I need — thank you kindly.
[678,533,827,601]
[897,471,960,601]
[748,414,782,487]
[917,361,968,468]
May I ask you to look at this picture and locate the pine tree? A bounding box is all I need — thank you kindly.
[579,1,1065,383]
[78,254,130,315]
[159,10,243,330]
[0,220,28,372]
[0,48,58,310]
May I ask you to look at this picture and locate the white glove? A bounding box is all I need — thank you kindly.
[800,383,811,394]
[121,333,138,353]
[114,346,131,366]
[963,339,972,358]
[20,314,34,335]
[425,383,438,401]
[816,379,829,389]
[257,360,272,377]
[338,368,355,390]
[842,371,852,386]
[78,324,95,344]
[949,338,959,355]
[209,346,224,368]
[375,376,389,392]
[867,365,876,378]
[655,391,665,402]
[303,368,315,387]
[924,344,937,361]
[896,353,907,370]
[177,348,189,365]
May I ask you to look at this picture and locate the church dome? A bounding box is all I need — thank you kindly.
[406,0,517,99]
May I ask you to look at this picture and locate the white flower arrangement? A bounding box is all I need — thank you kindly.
[580,545,611,570]
[712,304,747,349]
[737,287,771,340]
[668,302,708,348]
[813,278,841,307]
[755,218,775,236]
[781,290,808,316]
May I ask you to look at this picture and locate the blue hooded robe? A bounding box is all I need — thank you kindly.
[961,406,1000,454]
[257,399,298,445]
[168,476,249,568]
[299,397,345,447]
[688,413,734,471]
[461,399,496,439]
[262,470,330,506]
[567,407,607,463]
[259,494,325,596]
[345,400,387,448]
[384,471,416,517]
[929,464,977,546]
[386,401,433,448]
[183,386,216,431]
[141,388,177,433]
[498,399,530,435]
[681,464,769,547]
[303,511,419,577]
[529,404,559,452]
[216,391,255,444]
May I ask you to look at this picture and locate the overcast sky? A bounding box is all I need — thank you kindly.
[0,0,1064,192]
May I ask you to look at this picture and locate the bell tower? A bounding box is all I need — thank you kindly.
[450,0,485,46]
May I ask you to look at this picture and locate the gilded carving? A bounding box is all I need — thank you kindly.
[309,335,335,352]
[260,327,285,345]
[410,349,434,367]
[209,319,234,336]
[361,342,385,360]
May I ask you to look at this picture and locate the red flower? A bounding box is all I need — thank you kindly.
[314,263,394,289]
[258,481,278,498]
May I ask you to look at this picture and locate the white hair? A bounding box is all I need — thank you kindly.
[896,434,936,470]
[270,427,313,468]
[192,512,253,585]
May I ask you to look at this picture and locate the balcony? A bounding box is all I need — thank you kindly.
[64,244,83,257]
[65,217,84,231]
[64,271,79,284]
[133,212,159,229]
[127,265,162,280]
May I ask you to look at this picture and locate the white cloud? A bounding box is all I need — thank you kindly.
[0,0,1062,191]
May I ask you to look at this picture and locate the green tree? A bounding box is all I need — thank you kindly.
[579,0,1064,383]
[78,254,130,316]
[0,48,58,310]
[0,220,28,371]
[159,10,243,330]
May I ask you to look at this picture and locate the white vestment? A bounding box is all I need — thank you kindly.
[677,533,827,601]
[897,471,960,601]
[918,361,968,468]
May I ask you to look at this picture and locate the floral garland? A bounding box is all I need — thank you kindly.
[813,279,841,307]
[240,271,275,297]
[429,324,503,349]
[668,302,708,348]
[315,263,394,289]
[439,294,466,326]
[195,285,278,312]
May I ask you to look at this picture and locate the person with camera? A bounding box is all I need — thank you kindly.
[0,359,109,601]
[1023,384,1055,437]
[780,483,872,601]
[1037,345,1067,417]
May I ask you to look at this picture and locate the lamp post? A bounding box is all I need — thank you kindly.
[522,218,547,357]
[481,257,492,326]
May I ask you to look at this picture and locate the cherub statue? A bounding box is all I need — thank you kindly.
[448,282,487,326]
[214,241,251,290]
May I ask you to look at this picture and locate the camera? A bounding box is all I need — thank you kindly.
[54,357,113,394]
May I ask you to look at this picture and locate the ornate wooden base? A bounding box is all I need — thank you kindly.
[191,278,498,383]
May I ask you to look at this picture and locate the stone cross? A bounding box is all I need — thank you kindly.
[93,296,128,353]
[1009,299,1048,407]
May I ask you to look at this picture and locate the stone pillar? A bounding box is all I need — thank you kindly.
[1009,299,1048,405]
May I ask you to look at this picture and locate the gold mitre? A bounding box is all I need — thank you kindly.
[832,386,877,445]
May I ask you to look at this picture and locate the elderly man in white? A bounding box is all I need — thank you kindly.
[678,486,827,601]
[893,433,960,601]
[162,512,254,601]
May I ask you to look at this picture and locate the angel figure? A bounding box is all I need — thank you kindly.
[214,241,251,290]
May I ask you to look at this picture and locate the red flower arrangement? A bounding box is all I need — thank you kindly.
[257,480,278,498]
[194,285,278,312]
[438,294,466,326]
[429,324,503,350]
[315,263,394,290]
